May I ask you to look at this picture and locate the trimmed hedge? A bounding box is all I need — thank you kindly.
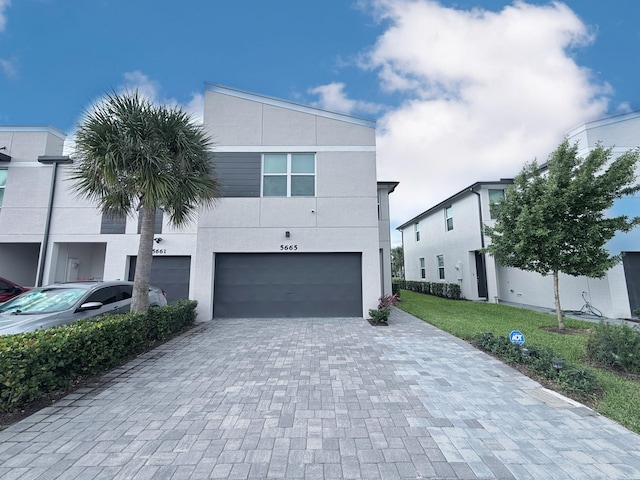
[393,279,462,300]
[0,300,198,410]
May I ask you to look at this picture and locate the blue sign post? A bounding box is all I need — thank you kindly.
[509,330,525,345]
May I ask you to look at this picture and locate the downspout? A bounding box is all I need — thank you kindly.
[36,156,72,286]
[470,188,484,248]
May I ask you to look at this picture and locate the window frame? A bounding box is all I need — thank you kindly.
[445,206,453,231]
[488,189,505,220]
[437,255,445,280]
[261,153,316,197]
[415,222,420,242]
[419,257,425,279]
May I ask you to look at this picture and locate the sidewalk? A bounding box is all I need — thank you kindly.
[0,308,638,479]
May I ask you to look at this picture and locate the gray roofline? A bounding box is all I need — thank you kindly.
[396,179,514,230]
[205,83,377,129]
[377,181,399,194]
[0,125,67,140]
[566,109,640,138]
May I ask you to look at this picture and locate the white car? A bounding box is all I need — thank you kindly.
[0,281,167,335]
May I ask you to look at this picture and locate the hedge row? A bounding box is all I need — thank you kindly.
[393,279,462,300]
[0,300,198,410]
[474,333,601,399]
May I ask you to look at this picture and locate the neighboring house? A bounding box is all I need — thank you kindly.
[0,85,397,320]
[399,110,640,319]
[398,180,513,303]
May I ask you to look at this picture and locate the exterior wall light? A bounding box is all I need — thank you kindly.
[154,237,163,243]
[285,231,290,238]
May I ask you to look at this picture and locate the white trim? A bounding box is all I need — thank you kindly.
[215,145,375,153]
[0,126,67,139]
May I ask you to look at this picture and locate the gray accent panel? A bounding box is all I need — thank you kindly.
[211,152,261,197]
[128,256,191,304]
[213,253,363,318]
[100,214,126,234]
[137,209,163,234]
[623,252,640,313]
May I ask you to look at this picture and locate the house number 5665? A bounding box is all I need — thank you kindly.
[280,245,298,251]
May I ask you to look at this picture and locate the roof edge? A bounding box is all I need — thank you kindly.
[205,83,376,128]
[396,179,513,230]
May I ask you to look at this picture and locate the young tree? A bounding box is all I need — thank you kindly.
[70,92,221,312]
[391,245,404,278]
[485,139,640,329]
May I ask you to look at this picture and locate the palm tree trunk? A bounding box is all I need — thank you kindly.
[553,270,565,330]
[131,205,155,312]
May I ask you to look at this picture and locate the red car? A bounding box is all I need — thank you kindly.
[0,277,30,304]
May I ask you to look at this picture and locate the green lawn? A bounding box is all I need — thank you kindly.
[396,289,640,434]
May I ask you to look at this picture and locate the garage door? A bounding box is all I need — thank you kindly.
[213,253,362,318]
[128,256,191,304]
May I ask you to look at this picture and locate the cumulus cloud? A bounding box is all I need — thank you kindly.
[309,82,383,115]
[119,70,161,101]
[354,0,611,241]
[0,58,16,78]
[0,0,10,32]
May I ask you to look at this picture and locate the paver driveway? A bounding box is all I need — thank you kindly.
[1,308,640,479]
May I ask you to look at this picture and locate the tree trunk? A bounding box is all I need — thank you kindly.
[553,270,565,330]
[131,205,155,312]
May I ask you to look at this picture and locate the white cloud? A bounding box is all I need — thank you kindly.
[309,82,383,115]
[0,58,16,78]
[356,0,611,243]
[119,70,161,101]
[0,0,10,32]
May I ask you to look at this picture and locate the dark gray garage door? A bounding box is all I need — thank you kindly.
[623,252,640,314]
[129,256,191,304]
[213,253,362,318]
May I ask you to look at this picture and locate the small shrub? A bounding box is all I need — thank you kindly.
[559,367,600,399]
[369,307,391,324]
[586,321,640,374]
[378,293,400,309]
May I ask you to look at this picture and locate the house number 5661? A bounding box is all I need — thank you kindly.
[280,245,298,251]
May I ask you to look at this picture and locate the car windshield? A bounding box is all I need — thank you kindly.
[0,288,87,315]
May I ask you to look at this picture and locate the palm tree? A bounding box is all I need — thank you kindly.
[70,91,220,312]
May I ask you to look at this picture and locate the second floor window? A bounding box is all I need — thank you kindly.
[263,153,315,197]
[415,222,420,241]
[488,189,505,219]
[445,206,453,231]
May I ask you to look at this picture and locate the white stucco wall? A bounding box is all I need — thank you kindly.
[195,86,381,319]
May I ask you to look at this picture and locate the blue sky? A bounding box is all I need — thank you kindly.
[1,0,639,242]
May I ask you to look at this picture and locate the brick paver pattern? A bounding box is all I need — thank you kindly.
[0,308,639,479]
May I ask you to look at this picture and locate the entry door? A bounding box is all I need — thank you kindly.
[623,252,640,314]
[475,251,488,299]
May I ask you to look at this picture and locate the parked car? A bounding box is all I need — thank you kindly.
[0,281,167,335]
[0,277,30,304]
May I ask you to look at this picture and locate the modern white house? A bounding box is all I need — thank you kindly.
[398,110,640,319]
[0,85,397,320]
